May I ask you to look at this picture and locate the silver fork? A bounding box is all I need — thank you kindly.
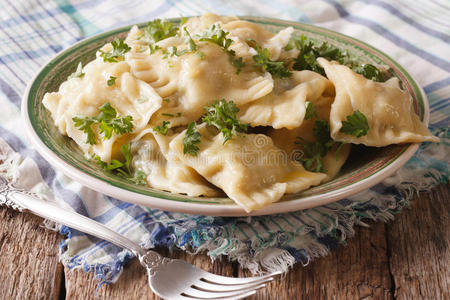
[0,175,279,299]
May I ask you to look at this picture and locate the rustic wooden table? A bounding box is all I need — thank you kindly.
[0,184,448,300]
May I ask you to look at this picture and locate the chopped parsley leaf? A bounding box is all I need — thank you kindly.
[247,39,291,78]
[107,76,116,86]
[72,102,134,145]
[72,117,96,145]
[304,101,318,120]
[339,110,370,138]
[99,39,131,63]
[67,62,85,80]
[183,122,201,155]
[354,64,384,82]
[164,28,198,57]
[149,44,161,54]
[199,24,245,74]
[140,19,179,44]
[295,119,335,173]
[94,144,146,184]
[153,120,170,135]
[287,34,384,82]
[202,99,249,144]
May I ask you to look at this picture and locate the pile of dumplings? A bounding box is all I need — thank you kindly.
[43,14,438,212]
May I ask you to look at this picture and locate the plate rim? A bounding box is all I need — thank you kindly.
[21,16,427,216]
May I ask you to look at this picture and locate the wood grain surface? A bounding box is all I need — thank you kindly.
[0,184,448,300]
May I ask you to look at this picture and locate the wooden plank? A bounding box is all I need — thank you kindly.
[387,184,450,300]
[64,248,235,299]
[240,221,393,299]
[0,210,62,300]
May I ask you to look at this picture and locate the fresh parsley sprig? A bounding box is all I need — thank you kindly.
[72,102,134,145]
[153,120,170,135]
[67,62,85,80]
[164,28,198,57]
[72,117,96,145]
[247,39,291,78]
[199,24,245,74]
[286,34,384,82]
[295,119,335,173]
[149,44,161,54]
[183,122,201,155]
[99,39,131,63]
[202,99,249,144]
[339,110,370,138]
[107,76,116,86]
[94,144,146,184]
[304,101,318,120]
[140,19,179,44]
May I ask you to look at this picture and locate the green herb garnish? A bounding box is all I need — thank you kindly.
[202,99,249,144]
[67,62,85,80]
[72,102,134,145]
[183,122,201,156]
[162,113,174,117]
[99,39,131,63]
[339,110,370,138]
[295,119,335,173]
[304,101,318,120]
[287,34,384,81]
[72,117,96,145]
[140,19,179,44]
[153,120,170,135]
[94,144,146,184]
[247,39,291,78]
[354,64,383,82]
[149,44,161,54]
[199,24,245,74]
[107,76,116,86]
[164,28,198,57]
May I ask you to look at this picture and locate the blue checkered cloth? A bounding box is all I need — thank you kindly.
[0,0,448,284]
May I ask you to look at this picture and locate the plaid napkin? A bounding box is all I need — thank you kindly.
[0,0,448,284]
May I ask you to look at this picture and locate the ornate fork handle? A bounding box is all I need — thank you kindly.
[0,176,28,211]
[139,250,173,276]
[0,175,151,258]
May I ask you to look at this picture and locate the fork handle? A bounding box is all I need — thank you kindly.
[9,190,147,257]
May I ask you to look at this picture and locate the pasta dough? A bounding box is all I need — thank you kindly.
[169,124,326,212]
[238,70,334,129]
[131,129,221,197]
[318,58,439,146]
[43,58,162,162]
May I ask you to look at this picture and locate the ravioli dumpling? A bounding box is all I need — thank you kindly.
[318,58,439,146]
[267,96,351,181]
[43,58,162,162]
[238,71,334,129]
[169,124,326,212]
[128,40,274,128]
[132,129,220,197]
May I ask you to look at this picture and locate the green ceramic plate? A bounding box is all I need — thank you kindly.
[22,16,428,216]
